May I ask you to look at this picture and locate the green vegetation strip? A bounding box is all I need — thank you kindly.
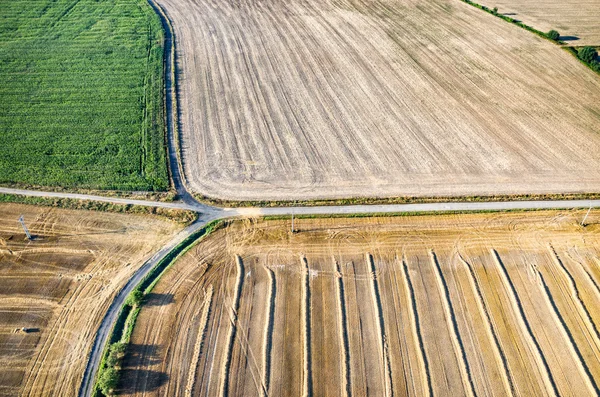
[0,0,168,191]
[0,193,197,224]
[92,220,226,396]
[460,0,600,74]
[196,192,600,208]
[261,208,573,223]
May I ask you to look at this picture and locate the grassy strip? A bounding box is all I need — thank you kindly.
[92,219,226,396]
[459,0,600,76]
[0,193,197,225]
[260,207,594,222]
[195,192,600,208]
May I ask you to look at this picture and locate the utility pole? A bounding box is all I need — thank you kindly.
[19,215,32,240]
[291,211,295,234]
[581,205,592,227]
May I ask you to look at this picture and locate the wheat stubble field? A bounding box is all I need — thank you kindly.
[158,0,600,201]
[476,0,600,45]
[119,210,600,396]
[0,204,180,397]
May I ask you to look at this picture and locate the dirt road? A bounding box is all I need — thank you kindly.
[3,186,600,219]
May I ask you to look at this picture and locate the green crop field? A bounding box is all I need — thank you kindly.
[0,0,168,191]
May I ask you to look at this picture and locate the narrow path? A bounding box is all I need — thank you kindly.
[0,186,207,212]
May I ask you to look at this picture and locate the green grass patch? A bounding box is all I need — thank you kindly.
[0,0,168,191]
[195,192,600,208]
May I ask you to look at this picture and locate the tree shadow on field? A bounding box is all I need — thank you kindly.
[124,343,164,366]
[560,36,580,42]
[116,369,168,395]
[117,344,168,394]
[143,292,174,306]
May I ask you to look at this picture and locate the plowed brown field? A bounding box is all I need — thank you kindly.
[476,0,600,45]
[119,210,600,396]
[0,204,180,397]
[158,0,600,201]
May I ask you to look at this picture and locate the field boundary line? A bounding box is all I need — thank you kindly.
[366,253,394,397]
[185,285,214,397]
[219,255,245,397]
[334,259,352,397]
[430,251,476,397]
[568,253,600,305]
[458,255,516,396]
[492,249,559,396]
[548,246,600,350]
[83,219,224,397]
[261,265,276,397]
[458,0,600,76]
[145,0,193,203]
[399,256,433,396]
[301,256,313,397]
[535,268,599,395]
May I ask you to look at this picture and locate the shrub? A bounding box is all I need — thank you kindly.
[105,342,127,375]
[98,367,119,396]
[578,46,598,64]
[547,30,560,41]
[126,288,144,308]
[111,342,127,357]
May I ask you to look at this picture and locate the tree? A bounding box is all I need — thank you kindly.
[126,288,144,307]
[578,46,598,64]
[492,7,498,14]
[111,342,127,356]
[98,367,119,396]
[105,342,127,369]
[547,30,560,41]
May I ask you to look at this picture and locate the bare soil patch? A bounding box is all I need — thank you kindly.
[0,204,180,396]
[119,210,600,396]
[159,0,600,201]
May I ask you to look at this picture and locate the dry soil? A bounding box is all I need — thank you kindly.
[159,0,600,201]
[0,204,180,397]
[119,210,600,396]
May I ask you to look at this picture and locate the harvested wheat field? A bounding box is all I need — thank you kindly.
[158,0,600,201]
[0,204,180,397]
[119,210,600,396]
[476,0,600,45]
